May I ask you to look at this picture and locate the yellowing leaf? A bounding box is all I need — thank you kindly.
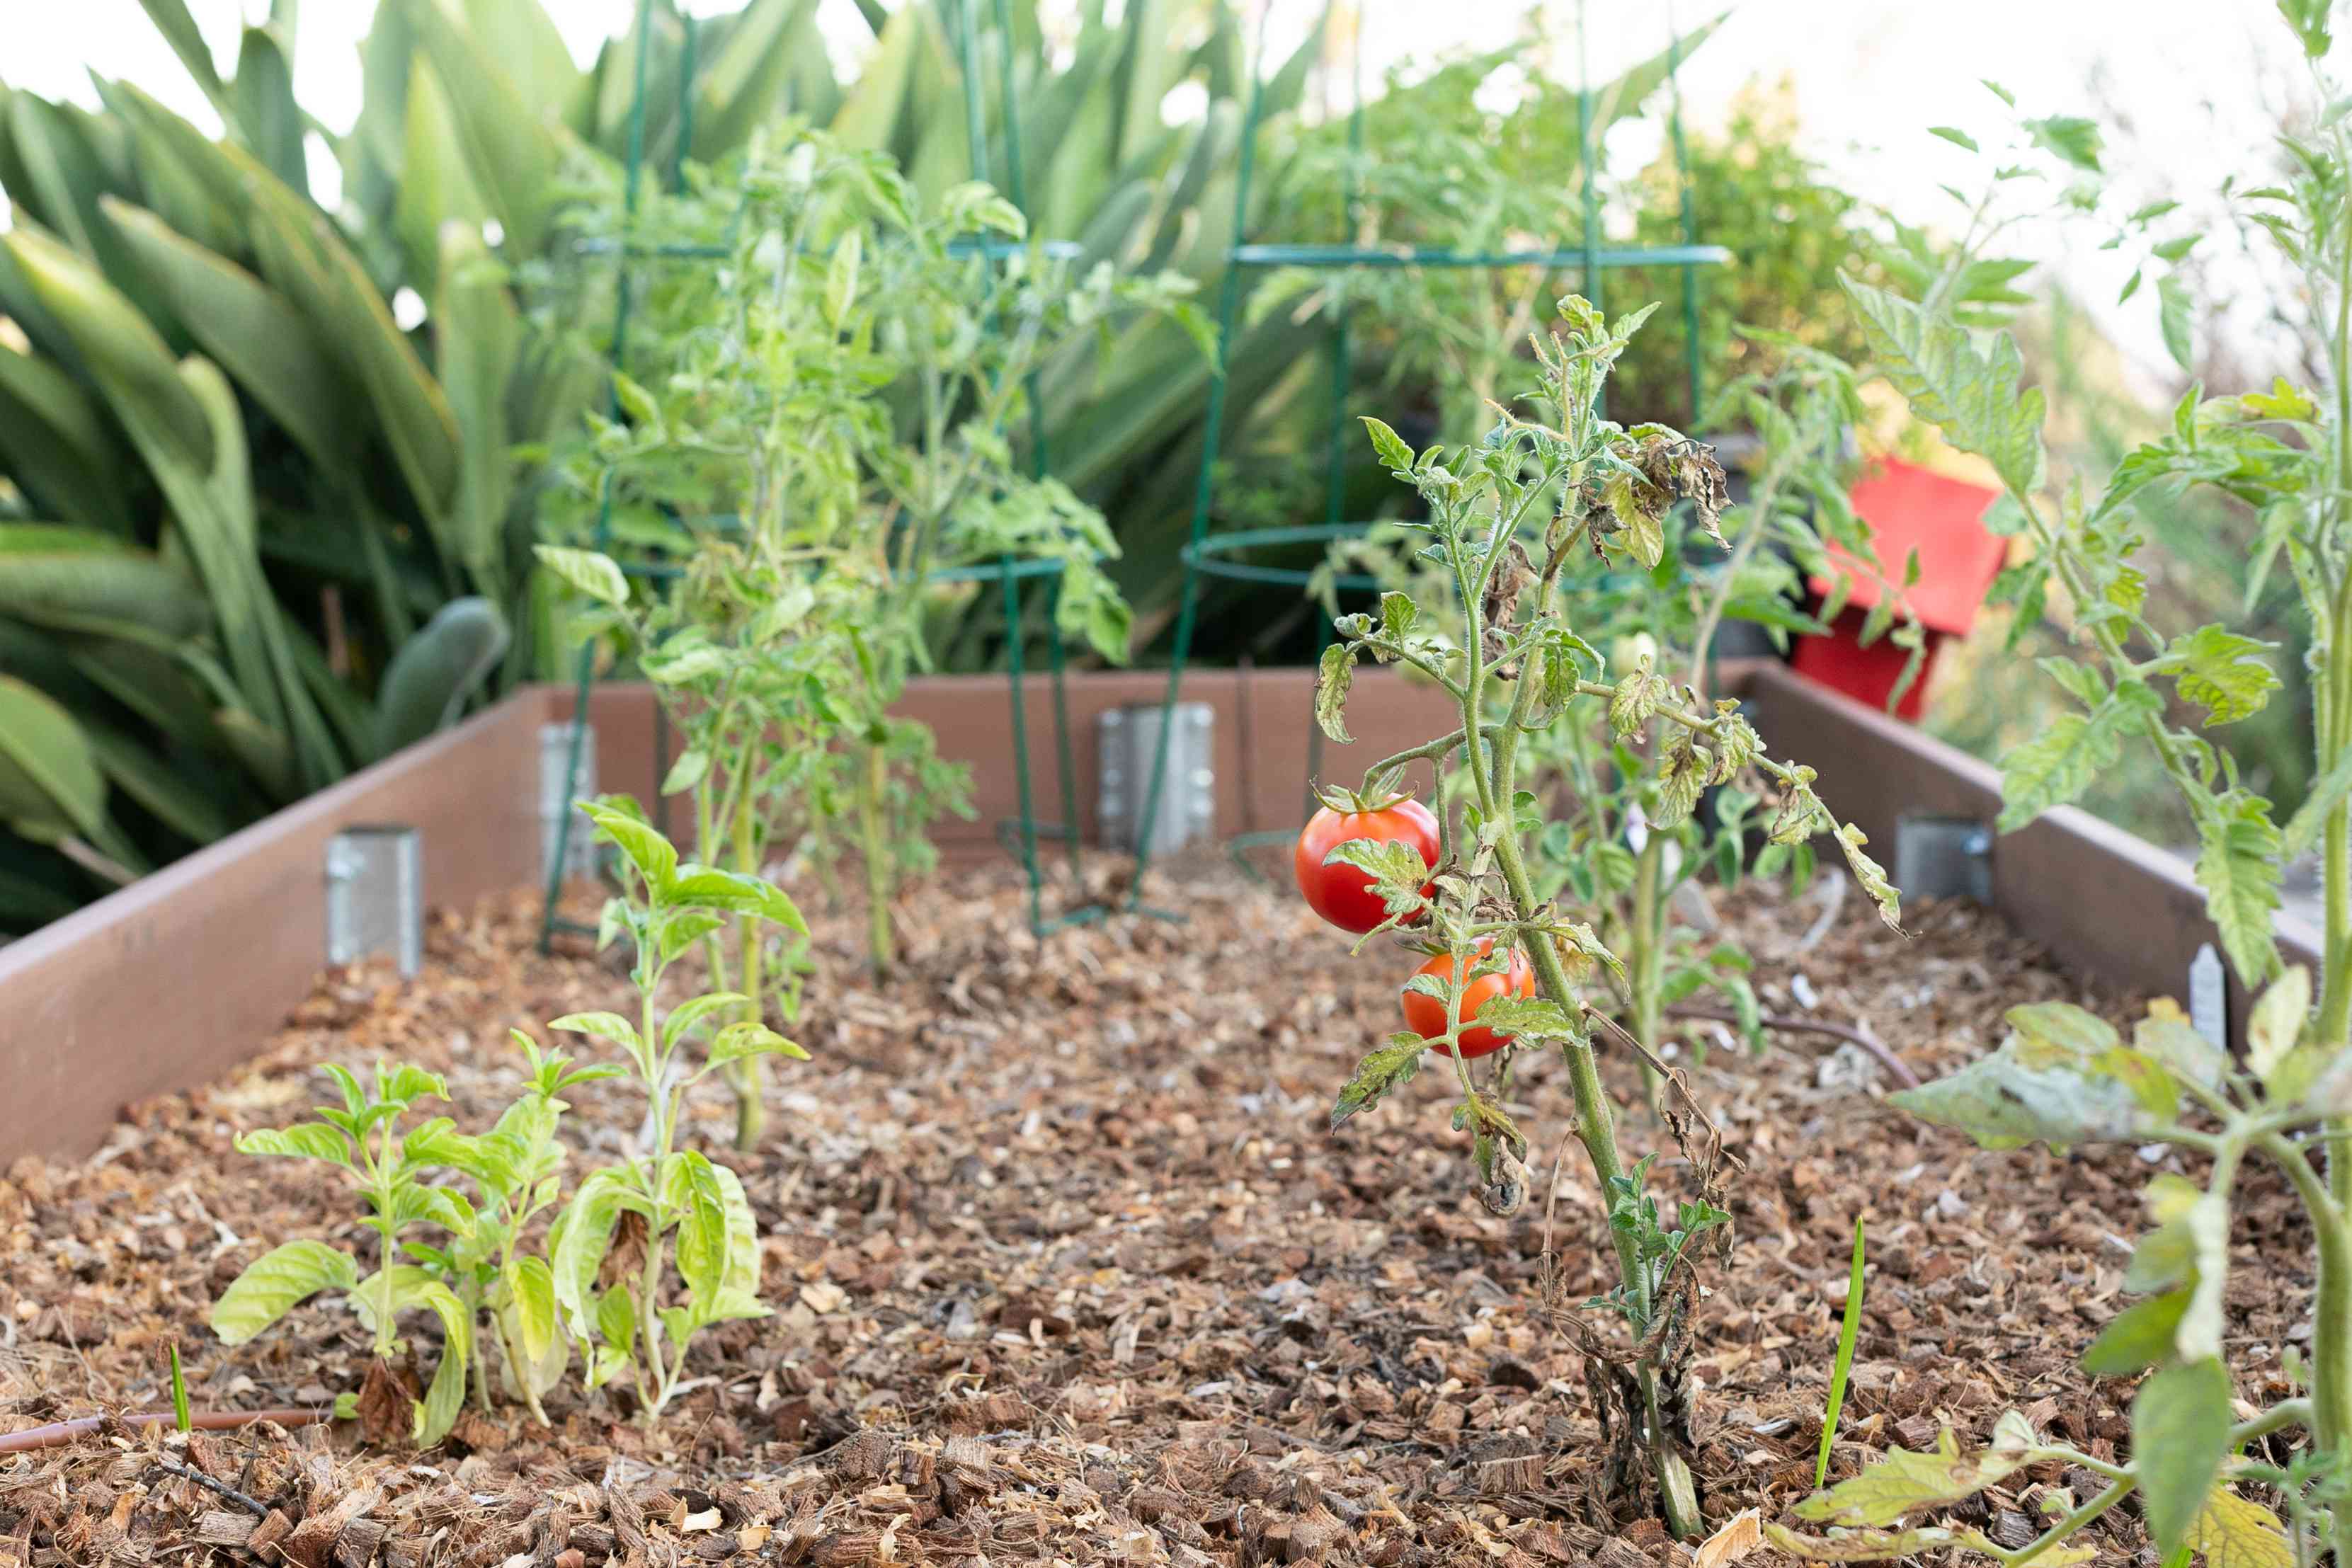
[2133,1358,2234,1560]
[2185,1483,2295,1568]
[1793,1411,2047,1528]
[2247,965,2310,1084]
[1314,641,1355,744]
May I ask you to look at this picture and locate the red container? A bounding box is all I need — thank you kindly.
[1790,457,2006,722]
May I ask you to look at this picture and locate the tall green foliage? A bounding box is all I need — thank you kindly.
[0,0,1346,929]
[1776,11,2352,1562]
[542,129,1205,1001]
[0,3,610,929]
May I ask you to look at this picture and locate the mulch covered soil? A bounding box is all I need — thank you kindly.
[0,857,2311,1566]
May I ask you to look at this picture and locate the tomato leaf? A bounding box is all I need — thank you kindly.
[2133,1357,2234,1561]
[1331,1033,1432,1129]
[1315,641,1356,745]
[1792,1409,2050,1527]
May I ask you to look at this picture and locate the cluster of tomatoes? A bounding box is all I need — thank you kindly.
[1292,796,1532,1058]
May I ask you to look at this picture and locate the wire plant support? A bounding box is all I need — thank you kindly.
[539,0,1111,953]
[1129,0,1730,906]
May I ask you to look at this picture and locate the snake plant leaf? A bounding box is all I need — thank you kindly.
[1073,180,1157,272]
[0,862,81,929]
[4,94,176,337]
[396,55,502,297]
[435,221,521,595]
[0,202,91,379]
[1012,14,1110,191]
[113,85,464,529]
[343,0,418,250]
[232,25,309,193]
[0,224,212,469]
[285,628,373,769]
[0,340,136,535]
[101,195,360,472]
[396,0,559,258]
[372,597,510,757]
[86,75,244,257]
[0,619,111,716]
[67,634,228,753]
[135,0,231,113]
[904,11,977,204]
[690,0,823,163]
[831,1,924,151]
[0,525,207,641]
[1141,104,1240,270]
[83,718,233,844]
[213,706,299,802]
[458,0,581,125]
[1111,0,1180,174]
[0,675,106,840]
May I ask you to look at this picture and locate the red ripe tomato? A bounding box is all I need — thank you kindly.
[1401,940,1535,1058]
[1293,796,1440,934]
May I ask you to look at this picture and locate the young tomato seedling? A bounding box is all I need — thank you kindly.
[212,1063,479,1446]
[546,796,806,1424]
[405,1035,620,1423]
[1308,294,1899,1539]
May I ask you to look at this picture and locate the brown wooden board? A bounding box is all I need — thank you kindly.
[0,695,547,1161]
[1744,662,2319,1046]
[0,661,2313,1162]
[552,666,1471,860]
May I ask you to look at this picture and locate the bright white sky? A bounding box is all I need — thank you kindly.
[3,0,2305,377]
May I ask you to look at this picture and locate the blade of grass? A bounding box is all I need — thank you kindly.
[168,1344,191,1433]
[1815,1215,1865,1489]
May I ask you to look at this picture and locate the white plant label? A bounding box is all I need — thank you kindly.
[2189,942,2227,1050]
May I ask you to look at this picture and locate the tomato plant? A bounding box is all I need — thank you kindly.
[1294,790,1439,934]
[544,130,1209,997]
[214,801,801,1439]
[1310,343,1915,1106]
[546,796,806,1424]
[1774,8,2352,1561]
[1315,293,1897,1540]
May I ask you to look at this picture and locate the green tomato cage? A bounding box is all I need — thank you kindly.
[1129,0,1728,904]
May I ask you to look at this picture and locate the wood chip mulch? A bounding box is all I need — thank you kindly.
[0,857,2311,1566]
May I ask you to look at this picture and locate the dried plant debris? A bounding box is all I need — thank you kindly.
[0,857,2294,1564]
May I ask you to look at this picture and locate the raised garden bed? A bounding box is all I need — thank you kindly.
[0,848,2298,1564]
